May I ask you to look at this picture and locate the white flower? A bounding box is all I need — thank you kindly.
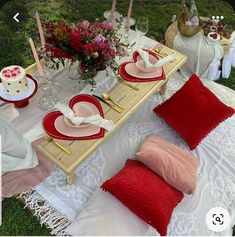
[92,52,98,58]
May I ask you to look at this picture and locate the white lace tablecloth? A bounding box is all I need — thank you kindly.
[16,71,235,236]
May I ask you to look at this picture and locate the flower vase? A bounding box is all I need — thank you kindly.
[68,61,80,80]
[79,63,98,88]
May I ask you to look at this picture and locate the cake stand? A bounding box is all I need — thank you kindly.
[0,74,38,108]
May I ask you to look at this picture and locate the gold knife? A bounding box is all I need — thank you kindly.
[93,95,121,113]
[118,78,139,91]
[44,135,72,155]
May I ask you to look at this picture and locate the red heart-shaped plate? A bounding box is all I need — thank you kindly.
[43,94,105,140]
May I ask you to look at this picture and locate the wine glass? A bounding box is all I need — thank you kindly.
[135,17,149,48]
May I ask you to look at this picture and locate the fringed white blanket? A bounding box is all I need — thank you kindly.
[17,71,235,236]
[18,189,70,236]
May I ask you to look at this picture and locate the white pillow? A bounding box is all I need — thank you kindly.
[65,188,149,236]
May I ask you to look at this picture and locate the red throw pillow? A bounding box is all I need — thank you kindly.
[101,159,184,236]
[154,74,234,150]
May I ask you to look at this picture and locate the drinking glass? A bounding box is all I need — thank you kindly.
[35,46,62,91]
[34,49,59,110]
[135,17,149,48]
[38,77,58,111]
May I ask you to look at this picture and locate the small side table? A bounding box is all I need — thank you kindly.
[165,21,232,80]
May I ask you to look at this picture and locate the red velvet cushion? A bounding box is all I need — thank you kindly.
[154,75,234,150]
[101,159,184,236]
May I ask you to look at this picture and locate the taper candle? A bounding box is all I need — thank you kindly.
[126,0,133,27]
[110,0,116,19]
[28,38,45,81]
[35,12,46,49]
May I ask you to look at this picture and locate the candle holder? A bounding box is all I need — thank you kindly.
[103,10,121,21]
[122,17,136,27]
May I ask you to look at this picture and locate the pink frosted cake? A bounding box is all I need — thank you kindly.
[0,66,29,96]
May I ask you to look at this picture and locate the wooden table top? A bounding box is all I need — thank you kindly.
[35,44,187,175]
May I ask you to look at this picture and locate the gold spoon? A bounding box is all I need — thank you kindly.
[102,93,125,110]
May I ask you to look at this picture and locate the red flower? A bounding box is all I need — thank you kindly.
[46,46,72,59]
[83,43,98,56]
[69,30,81,51]
[109,48,116,57]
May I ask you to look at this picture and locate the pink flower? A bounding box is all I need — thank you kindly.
[101,22,113,30]
[92,34,106,44]
[80,20,90,30]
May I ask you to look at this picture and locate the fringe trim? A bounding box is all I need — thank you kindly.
[17,189,71,236]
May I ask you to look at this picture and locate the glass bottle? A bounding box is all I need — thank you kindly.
[180,0,192,26]
[190,0,199,26]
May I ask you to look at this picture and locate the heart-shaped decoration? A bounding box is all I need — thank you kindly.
[208,32,220,42]
[211,33,218,39]
[119,49,166,82]
[119,62,165,82]
[43,94,105,140]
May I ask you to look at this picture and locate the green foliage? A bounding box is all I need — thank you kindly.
[0,0,234,235]
[0,198,51,236]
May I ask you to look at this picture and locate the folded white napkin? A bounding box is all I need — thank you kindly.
[55,103,115,131]
[137,49,175,68]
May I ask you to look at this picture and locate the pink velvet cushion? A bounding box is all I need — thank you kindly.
[137,135,199,194]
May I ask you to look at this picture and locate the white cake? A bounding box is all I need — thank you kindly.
[0,65,29,96]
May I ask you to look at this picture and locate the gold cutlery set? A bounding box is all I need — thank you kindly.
[118,77,139,91]
[153,47,175,60]
[93,93,124,113]
[44,135,72,155]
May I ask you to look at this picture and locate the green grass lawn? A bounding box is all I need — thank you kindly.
[0,0,234,235]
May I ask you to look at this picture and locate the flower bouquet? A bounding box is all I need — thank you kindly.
[43,20,126,86]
